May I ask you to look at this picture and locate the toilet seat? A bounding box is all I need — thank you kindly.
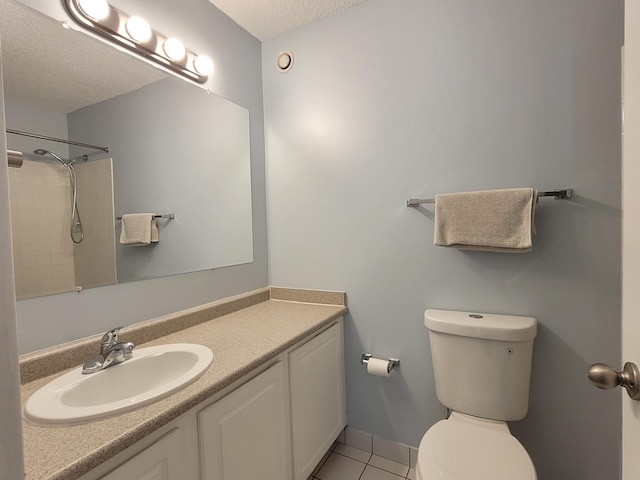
[417,412,537,480]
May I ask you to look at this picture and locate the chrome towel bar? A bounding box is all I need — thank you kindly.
[406,188,573,207]
[116,214,175,220]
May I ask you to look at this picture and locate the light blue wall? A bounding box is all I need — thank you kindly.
[262,1,623,478]
[4,97,70,159]
[14,0,268,353]
[68,78,253,283]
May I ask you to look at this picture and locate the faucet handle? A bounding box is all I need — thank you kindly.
[100,326,124,351]
[120,341,135,359]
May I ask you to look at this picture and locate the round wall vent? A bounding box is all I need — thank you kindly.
[276,50,294,72]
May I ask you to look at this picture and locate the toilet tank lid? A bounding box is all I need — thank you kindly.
[424,309,537,341]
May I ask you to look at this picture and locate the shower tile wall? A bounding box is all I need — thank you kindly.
[8,161,76,299]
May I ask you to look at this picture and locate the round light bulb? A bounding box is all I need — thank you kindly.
[163,38,186,62]
[78,0,110,21]
[125,16,152,43]
[193,55,213,76]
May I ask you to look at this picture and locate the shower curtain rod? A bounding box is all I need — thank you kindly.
[5,128,110,153]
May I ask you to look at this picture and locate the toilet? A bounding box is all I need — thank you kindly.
[417,309,538,480]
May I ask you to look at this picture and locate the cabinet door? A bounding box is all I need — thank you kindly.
[99,427,185,480]
[290,321,346,480]
[198,362,290,480]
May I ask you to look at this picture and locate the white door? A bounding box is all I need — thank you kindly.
[622,2,640,479]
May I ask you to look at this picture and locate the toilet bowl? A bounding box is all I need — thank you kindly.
[418,309,538,480]
[416,412,536,480]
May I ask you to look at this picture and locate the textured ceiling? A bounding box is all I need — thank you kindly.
[0,0,166,113]
[208,0,369,40]
[0,0,369,113]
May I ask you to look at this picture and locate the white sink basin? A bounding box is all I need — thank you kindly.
[24,343,214,425]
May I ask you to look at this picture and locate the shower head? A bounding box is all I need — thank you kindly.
[33,149,67,164]
[32,148,85,244]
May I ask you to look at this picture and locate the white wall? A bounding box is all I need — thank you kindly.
[263,0,623,478]
[13,0,268,353]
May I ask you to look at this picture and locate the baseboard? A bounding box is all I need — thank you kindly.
[338,426,418,468]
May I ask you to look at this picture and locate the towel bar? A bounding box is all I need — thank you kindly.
[406,188,572,207]
[116,214,175,220]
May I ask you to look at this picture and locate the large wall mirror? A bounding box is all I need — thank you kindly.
[1,0,253,300]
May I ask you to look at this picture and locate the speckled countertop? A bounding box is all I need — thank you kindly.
[19,287,347,480]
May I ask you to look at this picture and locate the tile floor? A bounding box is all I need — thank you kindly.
[309,443,416,480]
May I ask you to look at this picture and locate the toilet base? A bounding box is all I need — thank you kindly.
[416,412,536,480]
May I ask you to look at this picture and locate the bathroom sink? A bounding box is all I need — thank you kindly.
[24,343,214,425]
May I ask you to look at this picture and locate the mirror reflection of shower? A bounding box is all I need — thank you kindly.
[32,149,87,244]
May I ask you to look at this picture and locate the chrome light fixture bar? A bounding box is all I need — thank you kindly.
[63,0,213,84]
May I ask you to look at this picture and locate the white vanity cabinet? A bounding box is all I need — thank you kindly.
[81,318,345,480]
[99,427,188,480]
[289,322,346,480]
[198,361,291,480]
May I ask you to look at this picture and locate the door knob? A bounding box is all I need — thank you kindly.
[587,362,640,400]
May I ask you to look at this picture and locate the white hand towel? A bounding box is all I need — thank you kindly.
[119,213,159,245]
[150,218,159,243]
[434,188,537,253]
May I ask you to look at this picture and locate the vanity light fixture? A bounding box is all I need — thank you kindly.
[125,16,152,44]
[77,0,109,21]
[63,0,213,84]
[193,55,214,76]
[163,38,186,63]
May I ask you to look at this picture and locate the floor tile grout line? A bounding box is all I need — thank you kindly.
[366,452,411,478]
[357,463,407,480]
[317,442,415,480]
[333,449,372,465]
[311,443,336,480]
[369,463,409,479]
[339,441,413,469]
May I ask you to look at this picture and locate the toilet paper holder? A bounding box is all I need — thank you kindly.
[361,353,400,374]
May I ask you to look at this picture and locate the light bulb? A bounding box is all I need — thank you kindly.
[193,55,213,76]
[78,0,110,21]
[125,16,152,43]
[163,38,186,62]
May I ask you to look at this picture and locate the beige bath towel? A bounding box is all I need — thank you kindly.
[434,188,537,253]
[119,213,159,245]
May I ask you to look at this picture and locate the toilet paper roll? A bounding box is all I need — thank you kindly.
[366,357,390,377]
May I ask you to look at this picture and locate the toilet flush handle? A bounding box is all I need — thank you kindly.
[587,362,640,400]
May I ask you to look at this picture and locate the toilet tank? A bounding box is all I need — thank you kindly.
[425,309,537,421]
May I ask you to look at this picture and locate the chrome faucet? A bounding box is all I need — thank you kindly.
[82,327,135,374]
